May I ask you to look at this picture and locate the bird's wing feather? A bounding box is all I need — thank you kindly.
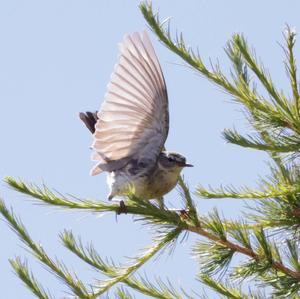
[91,31,169,175]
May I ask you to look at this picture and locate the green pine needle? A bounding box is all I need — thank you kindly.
[61,228,185,298]
[0,199,92,299]
[10,257,53,299]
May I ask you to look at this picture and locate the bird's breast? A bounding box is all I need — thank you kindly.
[148,167,180,198]
[107,164,181,199]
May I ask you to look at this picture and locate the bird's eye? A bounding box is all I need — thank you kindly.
[168,157,174,162]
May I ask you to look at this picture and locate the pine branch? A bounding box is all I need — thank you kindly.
[232,34,293,117]
[248,198,300,230]
[225,38,294,134]
[10,257,54,299]
[140,1,300,188]
[177,176,200,226]
[0,199,93,299]
[4,176,117,212]
[4,177,189,228]
[193,241,235,276]
[188,213,300,282]
[6,175,300,284]
[198,275,249,299]
[71,228,182,298]
[61,229,189,299]
[223,128,300,153]
[226,36,292,171]
[139,2,257,107]
[283,26,299,111]
[196,155,300,232]
[196,182,300,200]
[128,276,192,299]
[194,215,300,296]
[232,241,300,298]
[1,196,188,299]
[115,287,136,299]
[139,1,287,127]
[125,275,188,299]
[199,275,269,299]
[286,240,300,272]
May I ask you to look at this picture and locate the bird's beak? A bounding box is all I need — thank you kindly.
[184,163,193,167]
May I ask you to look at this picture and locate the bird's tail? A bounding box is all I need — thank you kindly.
[79,111,98,134]
[79,110,130,175]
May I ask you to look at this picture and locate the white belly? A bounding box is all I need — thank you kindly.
[107,166,181,200]
[107,171,147,199]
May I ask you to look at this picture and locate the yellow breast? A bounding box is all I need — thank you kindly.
[108,165,182,200]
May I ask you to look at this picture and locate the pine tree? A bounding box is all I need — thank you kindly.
[1,2,300,298]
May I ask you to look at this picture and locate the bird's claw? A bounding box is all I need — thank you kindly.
[116,200,128,215]
[179,209,190,219]
[165,208,190,219]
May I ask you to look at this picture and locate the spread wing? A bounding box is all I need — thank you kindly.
[90,31,169,175]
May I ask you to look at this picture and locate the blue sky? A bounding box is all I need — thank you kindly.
[1,1,300,298]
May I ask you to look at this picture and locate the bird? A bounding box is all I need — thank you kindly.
[79,31,192,213]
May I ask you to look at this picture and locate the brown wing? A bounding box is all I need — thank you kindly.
[90,31,169,175]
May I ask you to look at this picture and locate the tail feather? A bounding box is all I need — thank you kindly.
[79,111,98,134]
[80,110,131,174]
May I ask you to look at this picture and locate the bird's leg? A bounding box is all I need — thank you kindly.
[116,200,128,215]
[154,198,188,217]
[107,195,128,215]
[155,197,165,209]
[167,208,190,219]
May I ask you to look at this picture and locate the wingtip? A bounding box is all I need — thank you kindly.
[122,30,149,42]
[141,30,150,39]
[90,164,103,176]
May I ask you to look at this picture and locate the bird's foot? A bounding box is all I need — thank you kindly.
[154,198,165,210]
[167,208,190,219]
[179,209,190,220]
[116,200,128,215]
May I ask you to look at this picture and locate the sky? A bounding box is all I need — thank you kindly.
[1,0,300,298]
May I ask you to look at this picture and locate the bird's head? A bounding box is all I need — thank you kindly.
[158,151,193,170]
